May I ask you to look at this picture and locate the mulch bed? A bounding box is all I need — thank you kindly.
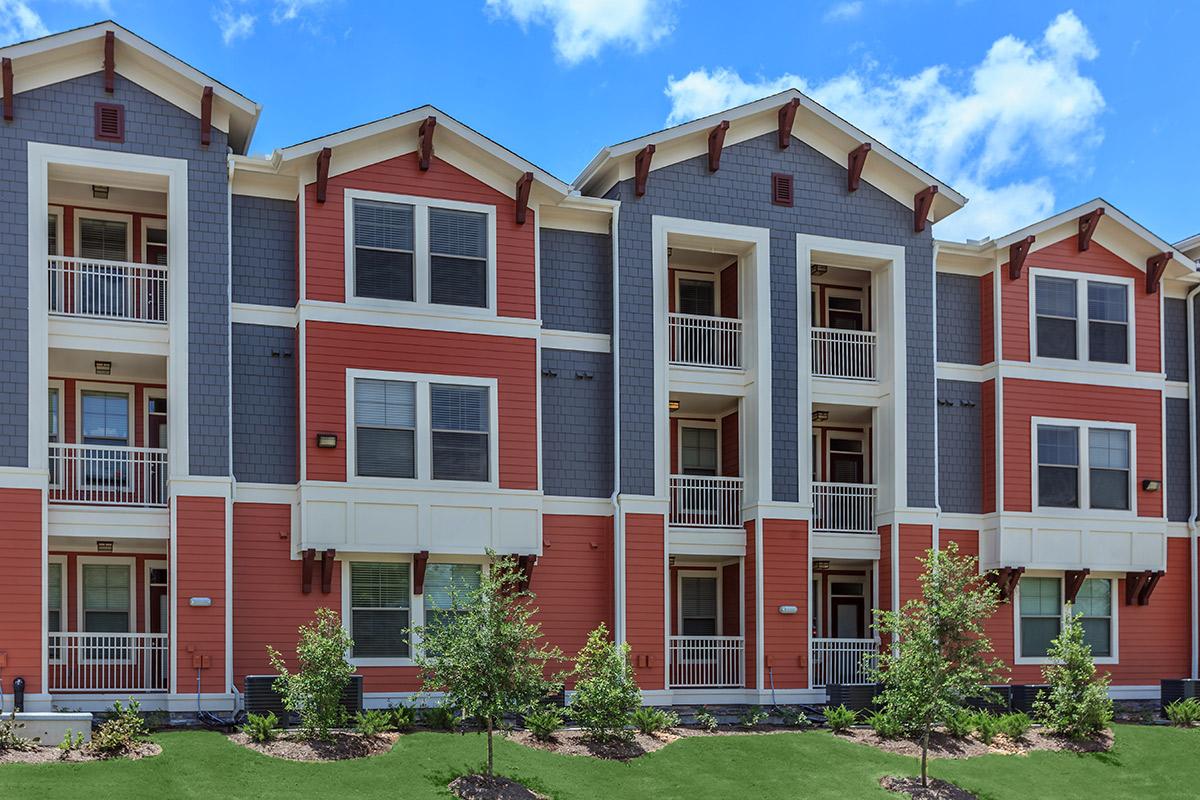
[880,776,978,800]
[449,774,547,800]
[842,726,1113,759]
[506,728,673,760]
[0,742,161,764]
[228,730,398,761]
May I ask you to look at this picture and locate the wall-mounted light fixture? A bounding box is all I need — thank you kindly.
[94,360,112,375]
[811,264,829,277]
[96,540,113,552]
[812,410,830,422]
[92,185,109,199]
[668,400,680,412]
[1142,479,1162,492]
[813,559,831,571]
[316,433,338,449]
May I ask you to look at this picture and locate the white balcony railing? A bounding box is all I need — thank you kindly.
[48,632,170,693]
[810,638,878,688]
[668,635,745,688]
[49,443,168,507]
[48,256,168,323]
[812,482,877,534]
[811,327,876,381]
[668,313,743,369]
[669,475,744,529]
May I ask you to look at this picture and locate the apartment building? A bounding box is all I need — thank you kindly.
[0,21,1195,713]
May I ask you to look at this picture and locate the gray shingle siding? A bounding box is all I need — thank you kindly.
[1166,397,1191,523]
[232,195,296,308]
[607,132,935,504]
[936,380,981,514]
[540,348,613,498]
[0,71,229,473]
[1164,298,1188,383]
[232,323,297,484]
[540,228,612,335]
[936,272,980,366]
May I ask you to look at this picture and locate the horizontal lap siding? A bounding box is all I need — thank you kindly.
[536,514,614,684]
[898,524,933,608]
[0,489,41,692]
[305,152,535,319]
[744,520,757,685]
[175,496,228,693]
[877,524,893,614]
[1002,379,1162,516]
[305,321,537,488]
[625,513,665,690]
[761,519,806,687]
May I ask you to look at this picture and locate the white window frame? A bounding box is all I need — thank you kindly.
[143,387,167,450]
[47,379,65,488]
[140,217,168,266]
[1031,417,1137,516]
[676,568,723,637]
[823,286,869,332]
[1014,574,1119,665]
[344,189,497,315]
[1029,268,1135,372]
[825,572,872,639]
[672,270,721,318]
[675,419,721,476]
[346,369,499,489]
[823,428,870,485]
[73,209,135,263]
[47,554,68,664]
[47,205,64,257]
[76,556,137,664]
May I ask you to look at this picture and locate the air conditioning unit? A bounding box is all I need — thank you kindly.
[825,683,882,711]
[1009,684,1049,714]
[1160,679,1200,716]
[244,674,364,725]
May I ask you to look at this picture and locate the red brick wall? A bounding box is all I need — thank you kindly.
[175,496,228,693]
[0,489,42,693]
[625,513,665,690]
[761,519,807,687]
[536,515,613,682]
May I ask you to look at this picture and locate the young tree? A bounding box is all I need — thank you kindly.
[1033,610,1113,739]
[268,607,355,741]
[870,542,1005,788]
[569,623,641,742]
[413,551,563,778]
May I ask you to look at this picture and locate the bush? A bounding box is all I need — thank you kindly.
[569,624,641,742]
[389,705,416,732]
[242,711,280,744]
[523,706,565,741]
[998,712,1031,741]
[354,709,391,737]
[824,704,857,733]
[943,707,976,738]
[631,707,678,735]
[1032,612,1113,740]
[422,703,458,731]
[0,714,38,752]
[867,710,904,739]
[268,608,355,741]
[779,706,811,729]
[738,707,768,728]
[57,729,85,755]
[1165,698,1200,728]
[973,711,1000,744]
[694,707,719,732]
[89,699,149,756]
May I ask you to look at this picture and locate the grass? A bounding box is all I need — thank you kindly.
[0,725,1195,799]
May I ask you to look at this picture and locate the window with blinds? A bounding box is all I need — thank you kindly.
[429,208,487,308]
[83,564,131,633]
[82,391,129,446]
[350,562,410,659]
[680,575,718,636]
[79,218,129,261]
[48,562,62,633]
[354,379,416,478]
[423,563,481,635]
[48,213,58,256]
[431,384,489,481]
[354,200,414,301]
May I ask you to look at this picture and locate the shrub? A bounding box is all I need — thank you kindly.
[779,706,811,729]
[354,709,391,737]
[738,707,768,728]
[569,623,641,742]
[523,706,565,741]
[421,703,458,731]
[694,707,719,732]
[89,699,149,756]
[631,707,678,735]
[268,608,355,741]
[943,707,976,738]
[998,712,1031,741]
[389,705,416,732]
[1032,611,1114,740]
[242,711,280,744]
[57,729,85,757]
[866,710,904,739]
[0,714,38,752]
[973,711,999,744]
[1165,698,1200,728]
[824,704,857,733]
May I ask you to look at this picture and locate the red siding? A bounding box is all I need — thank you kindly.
[1001,378,1162,516]
[744,520,757,685]
[878,524,893,614]
[175,496,227,693]
[535,515,613,683]
[625,513,665,690]
[305,321,537,488]
[0,489,42,693]
[720,263,738,317]
[980,272,994,364]
[304,152,535,319]
[761,519,807,687]
[898,524,933,608]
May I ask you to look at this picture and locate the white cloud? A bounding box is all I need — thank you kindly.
[272,0,332,23]
[214,3,256,45]
[0,0,48,45]
[486,0,675,64]
[663,11,1105,240]
[823,1,862,23]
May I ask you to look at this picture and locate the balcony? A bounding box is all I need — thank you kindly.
[668,635,745,688]
[49,443,168,508]
[48,256,168,324]
[669,475,744,529]
[668,313,743,369]
[810,637,877,688]
[811,327,876,381]
[48,632,169,693]
[812,482,877,534]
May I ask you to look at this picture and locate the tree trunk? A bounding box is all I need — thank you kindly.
[486,716,494,777]
[921,724,930,787]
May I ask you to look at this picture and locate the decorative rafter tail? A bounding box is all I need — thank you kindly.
[1008,235,1035,281]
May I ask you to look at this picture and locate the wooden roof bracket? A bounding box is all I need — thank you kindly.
[1008,235,1036,281]
[1131,570,1165,606]
[913,185,938,232]
[1125,570,1151,605]
[301,547,316,594]
[1147,251,1171,294]
[418,115,436,171]
[314,147,331,203]
[104,31,115,94]
[707,120,729,172]
[413,550,430,595]
[1078,207,1104,251]
[634,144,655,197]
[200,86,213,147]
[847,143,871,192]
[777,98,800,149]
[517,554,538,591]
[1064,569,1091,604]
[320,548,335,594]
[992,566,1025,603]
[2,58,12,122]
[514,171,533,224]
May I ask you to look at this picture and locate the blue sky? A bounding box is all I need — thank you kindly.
[8,0,1198,242]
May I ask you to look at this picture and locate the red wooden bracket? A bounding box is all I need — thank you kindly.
[2,58,12,122]
[1136,570,1164,606]
[1008,235,1035,281]
[777,97,800,149]
[314,147,331,204]
[301,548,316,594]
[514,171,533,225]
[1147,251,1171,295]
[707,120,729,172]
[413,550,430,595]
[320,548,335,594]
[913,185,938,232]
[517,554,538,591]
[200,86,213,147]
[1064,569,1090,604]
[418,116,436,171]
[104,31,115,94]
[634,144,655,197]
[1078,207,1104,251]
[991,566,1025,603]
[847,142,871,192]
[1125,571,1150,605]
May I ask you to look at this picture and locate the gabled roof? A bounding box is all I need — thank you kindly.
[1175,233,1200,259]
[0,20,261,153]
[573,88,967,223]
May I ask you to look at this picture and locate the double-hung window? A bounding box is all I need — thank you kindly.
[1076,579,1112,657]
[1088,428,1131,511]
[423,563,482,637]
[354,379,416,478]
[429,208,488,308]
[353,200,414,301]
[1034,273,1130,366]
[1036,422,1131,511]
[82,563,131,633]
[1037,426,1079,508]
[1018,576,1113,660]
[350,562,410,659]
[47,561,63,633]
[1087,282,1128,364]
[1035,276,1077,360]
[431,384,490,482]
[680,426,718,476]
[680,574,719,636]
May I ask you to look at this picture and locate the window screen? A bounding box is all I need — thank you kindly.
[1037,425,1079,508]
[354,379,416,478]
[429,208,487,308]
[350,562,410,659]
[431,384,489,481]
[681,427,718,476]
[1035,276,1077,360]
[1087,282,1128,364]
[1088,428,1130,510]
[83,564,131,632]
[680,575,718,635]
[1075,579,1111,657]
[423,563,481,635]
[1019,577,1061,658]
[354,200,414,301]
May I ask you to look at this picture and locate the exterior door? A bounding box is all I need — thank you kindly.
[78,217,130,317]
[831,597,865,638]
[148,566,168,690]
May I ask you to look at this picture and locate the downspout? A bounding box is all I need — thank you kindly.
[608,202,625,646]
[226,152,237,699]
[1186,284,1200,680]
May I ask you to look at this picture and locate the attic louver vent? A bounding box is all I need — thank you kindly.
[94,102,124,143]
[771,172,794,207]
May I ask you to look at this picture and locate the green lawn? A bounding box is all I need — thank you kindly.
[0,725,1195,799]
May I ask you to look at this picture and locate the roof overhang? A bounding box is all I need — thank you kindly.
[1174,233,1200,261]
